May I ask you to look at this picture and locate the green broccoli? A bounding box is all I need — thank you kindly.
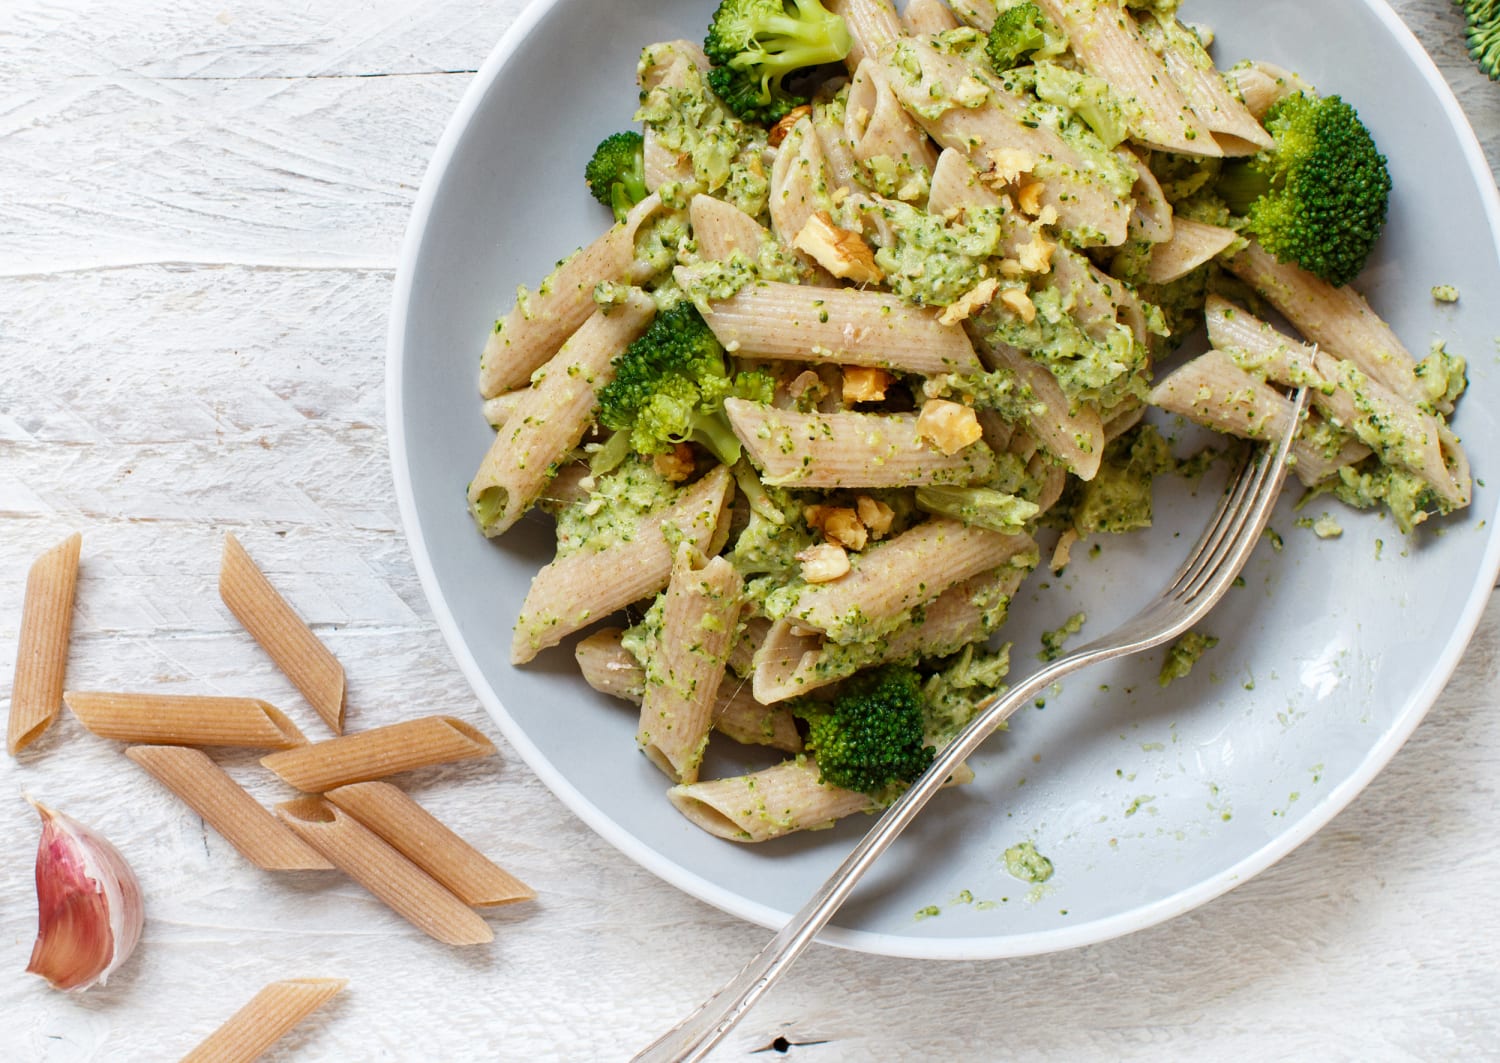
[986,2,1067,72]
[584,131,648,223]
[1455,0,1500,80]
[595,303,774,467]
[914,486,1040,533]
[704,0,853,125]
[1218,92,1391,287]
[794,666,935,797]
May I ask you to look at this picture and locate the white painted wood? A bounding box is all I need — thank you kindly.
[1,1,1497,1059]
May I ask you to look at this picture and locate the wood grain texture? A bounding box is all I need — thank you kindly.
[1,0,1497,1059]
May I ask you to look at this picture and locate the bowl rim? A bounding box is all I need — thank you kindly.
[386,0,1500,960]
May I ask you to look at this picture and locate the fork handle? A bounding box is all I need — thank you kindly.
[630,655,1086,1063]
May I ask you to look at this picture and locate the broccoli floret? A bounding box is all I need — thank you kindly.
[595,303,773,467]
[915,486,1040,532]
[794,666,935,797]
[986,2,1067,72]
[1218,92,1391,287]
[584,132,648,223]
[704,0,853,125]
[1455,0,1500,80]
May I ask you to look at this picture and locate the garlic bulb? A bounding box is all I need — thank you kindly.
[26,798,145,992]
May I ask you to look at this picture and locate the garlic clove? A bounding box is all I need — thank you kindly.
[26,797,145,992]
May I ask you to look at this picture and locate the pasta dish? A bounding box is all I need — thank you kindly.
[460,0,1472,843]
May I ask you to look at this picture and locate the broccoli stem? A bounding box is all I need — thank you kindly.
[689,411,745,467]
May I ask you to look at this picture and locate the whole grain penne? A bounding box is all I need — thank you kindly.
[513,465,735,664]
[1031,0,1221,156]
[701,282,984,375]
[482,389,529,429]
[276,798,492,945]
[753,558,1034,703]
[67,692,306,749]
[324,782,533,907]
[846,58,939,194]
[829,0,906,70]
[574,629,802,752]
[1146,219,1240,284]
[768,117,843,284]
[468,292,657,536]
[1121,147,1174,244]
[261,716,495,793]
[636,547,744,784]
[1225,61,1313,122]
[780,518,1034,644]
[690,194,776,264]
[125,745,332,871]
[640,47,704,189]
[1137,11,1275,152]
[947,0,998,28]
[668,758,878,842]
[8,532,81,755]
[901,0,960,34]
[1226,241,1425,408]
[219,534,345,734]
[812,92,863,188]
[971,338,1104,480]
[479,192,663,398]
[180,977,345,1063]
[725,399,999,489]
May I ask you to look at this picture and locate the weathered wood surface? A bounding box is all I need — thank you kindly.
[1,1,1497,1059]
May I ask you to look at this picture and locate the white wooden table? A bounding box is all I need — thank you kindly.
[3,2,1498,1059]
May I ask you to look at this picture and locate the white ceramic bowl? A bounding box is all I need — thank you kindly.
[388,0,1500,958]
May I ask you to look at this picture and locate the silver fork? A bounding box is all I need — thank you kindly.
[634,388,1310,1063]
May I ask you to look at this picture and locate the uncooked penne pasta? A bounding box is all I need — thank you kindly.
[512,465,735,665]
[725,399,999,489]
[574,629,802,752]
[700,282,982,375]
[1146,219,1240,284]
[180,977,345,1063]
[479,192,662,398]
[1227,241,1425,407]
[468,292,657,536]
[1032,0,1220,156]
[261,716,495,793]
[125,745,332,871]
[8,532,81,755]
[828,0,906,71]
[325,782,533,907]
[66,692,306,749]
[636,547,743,784]
[276,797,492,946]
[219,534,345,734]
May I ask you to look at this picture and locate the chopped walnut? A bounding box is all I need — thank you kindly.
[1051,528,1079,573]
[917,399,984,456]
[1037,204,1060,227]
[1018,230,1057,274]
[999,288,1038,324]
[793,211,884,284]
[1016,179,1046,217]
[831,185,852,205]
[787,369,826,405]
[769,106,812,147]
[796,542,851,583]
[842,365,892,404]
[986,148,1036,185]
[998,258,1026,278]
[855,495,895,539]
[652,444,695,482]
[939,277,1001,326]
[806,505,868,552]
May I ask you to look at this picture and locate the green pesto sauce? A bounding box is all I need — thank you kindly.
[1039,612,1086,662]
[865,199,1011,308]
[1158,630,1219,686]
[1003,841,1054,884]
[553,461,679,560]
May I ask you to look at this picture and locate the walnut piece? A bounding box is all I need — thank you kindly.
[842,365,893,404]
[855,495,895,539]
[917,399,984,456]
[793,211,884,284]
[768,105,812,147]
[986,148,1036,185]
[652,444,695,482]
[796,542,851,583]
[806,504,869,552]
[999,288,1038,324]
[938,277,1001,326]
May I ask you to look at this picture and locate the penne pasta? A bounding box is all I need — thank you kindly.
[219,534,346,734]
[125,745,333,872]
[325,782,533,907]
[901,0,960,34]
[575,628,803,752]
[828,0,907,71]
[846,58,940,198]
[699,281,983,375]
[468,292,657,536]
[1225,61,1314,122]
[481,389,529,430]
[66,692,306,749]
[725,399,999,489]
[276,797,492,946]
[1137,12,1275,152]
[180,977,346,1063]
[479,192,663,398]
[636,547,744,784]
[970,336,1105,480]
[690,194,776,264]
[768,116,843,283]
[8,532,82,755]
[1146,218,1240,284]
[668,758,877,842]
[512,465,735,664]
[261,716,495,793]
